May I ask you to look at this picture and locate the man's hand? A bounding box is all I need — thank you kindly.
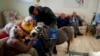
[29,35,38,41]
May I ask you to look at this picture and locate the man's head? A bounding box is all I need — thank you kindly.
[72,11,77,16]
[29,6,39,16]
[60,13,66,19]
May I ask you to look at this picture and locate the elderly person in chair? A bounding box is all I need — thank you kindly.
[19,16,36,39]
[69,11,85,37]
[3,25,38,56]
[57,13,70,28]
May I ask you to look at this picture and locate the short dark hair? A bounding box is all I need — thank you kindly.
[29,6,34,14]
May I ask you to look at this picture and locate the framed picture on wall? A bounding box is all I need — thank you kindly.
[64,0,89,8]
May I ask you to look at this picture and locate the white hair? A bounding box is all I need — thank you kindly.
[3,22,15,34]
[37,22,45,28]
[25,16,33,22]
[9,25,20,38]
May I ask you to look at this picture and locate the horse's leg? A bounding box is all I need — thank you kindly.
[48,46,55,56]
[67,40,70,53]
[56,41,68,56]
[48,51,52,56]
[48,40,57,56]
[53,46,57,54]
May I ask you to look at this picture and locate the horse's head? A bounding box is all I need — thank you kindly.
[30,22,50,42]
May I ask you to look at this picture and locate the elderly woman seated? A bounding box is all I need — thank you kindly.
[57,13,70,28]
[19,16,36,39]
[0,22,14,39]
[3,25,38,56]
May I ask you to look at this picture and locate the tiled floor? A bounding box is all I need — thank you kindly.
[70,35,100,53]
[53,34,100,56]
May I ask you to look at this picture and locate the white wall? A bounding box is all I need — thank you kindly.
[0,0,12,11]
[39,0,98,22]
[0,0,98,23]
[0,0,10,27]
[8,0,37,18]
[0,1,4,27]
[97,0,100,13]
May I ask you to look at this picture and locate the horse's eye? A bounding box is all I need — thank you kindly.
[37,27,41,29]
[37,27,42,31]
